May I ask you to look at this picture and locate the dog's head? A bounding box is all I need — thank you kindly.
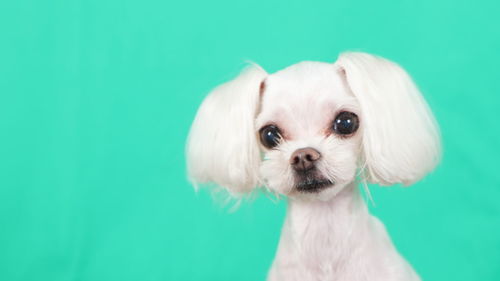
[187,52,441,201]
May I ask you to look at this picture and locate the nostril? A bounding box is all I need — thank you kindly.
[292,156,300,165]
[305,154,313,162]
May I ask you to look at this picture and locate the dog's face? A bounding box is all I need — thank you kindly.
[256,62,362,200]
[187,52,441,200]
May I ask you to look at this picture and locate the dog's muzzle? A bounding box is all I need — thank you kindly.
[290,147,333,192]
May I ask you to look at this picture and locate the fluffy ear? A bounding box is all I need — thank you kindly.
[335,52,441,186]
[186,65,267,195]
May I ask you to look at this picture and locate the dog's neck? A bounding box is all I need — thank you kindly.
[277,182,370,269]
[270,183,418,280]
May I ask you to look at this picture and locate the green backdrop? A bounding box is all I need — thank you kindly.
[1,0,499,280]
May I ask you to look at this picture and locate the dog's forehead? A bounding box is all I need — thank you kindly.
[263,61,351,105]
[257,61,355,135]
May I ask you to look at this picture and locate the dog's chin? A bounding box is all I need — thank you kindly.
[292,180,348,202]
[288,170,351,201]
[292,168,334,194]
[295,178,334,193]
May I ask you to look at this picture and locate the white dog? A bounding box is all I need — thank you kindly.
[186,52,441,281]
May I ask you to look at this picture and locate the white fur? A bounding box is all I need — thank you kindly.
[186,52,441,281]
[186,65,267,194]
[335,53,441,185]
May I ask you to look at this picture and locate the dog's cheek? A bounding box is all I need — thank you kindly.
[259,153,294,195]
[320,146,359,184]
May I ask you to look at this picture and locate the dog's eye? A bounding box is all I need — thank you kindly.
[259,125,282,149]
[332,111,359,135]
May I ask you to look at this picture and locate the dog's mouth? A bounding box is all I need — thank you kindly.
[295,178,334,193]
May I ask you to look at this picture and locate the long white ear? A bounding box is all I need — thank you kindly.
[335,52,441,186]
[186,65,267,194]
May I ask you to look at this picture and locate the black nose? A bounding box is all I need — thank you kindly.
[290,147,321,172]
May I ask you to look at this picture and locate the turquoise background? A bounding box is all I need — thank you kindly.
[1,0,499,280]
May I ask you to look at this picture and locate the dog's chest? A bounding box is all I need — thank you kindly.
[293,217,352,270]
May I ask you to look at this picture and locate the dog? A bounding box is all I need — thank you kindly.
[186,52,441,281]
